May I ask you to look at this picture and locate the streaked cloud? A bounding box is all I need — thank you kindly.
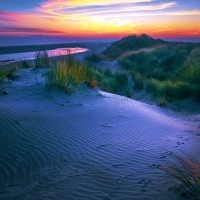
[0,0,200,38]
[36,1,177,16]
[39,0,153,9]
[157,29,174,32]
[0,27,64,34]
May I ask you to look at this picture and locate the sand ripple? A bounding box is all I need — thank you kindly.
[0,69,199,199]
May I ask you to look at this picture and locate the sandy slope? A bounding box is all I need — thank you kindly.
[0,68,200,200]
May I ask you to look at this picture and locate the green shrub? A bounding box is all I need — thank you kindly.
[146,79,164,97]
[96,71,128,94]
[131,71,144,90]
[114,72,128,87]
[193,86,200,102]
[146,79,194,100]
[173,81,193,99]
[179,57,200,85]
[150,68,168,80]
[118,59,133,71]
[108,78,121,93]
[84,53,102,62]
[103,68,113,77]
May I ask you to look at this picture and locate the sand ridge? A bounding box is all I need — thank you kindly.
[0,68,200,199]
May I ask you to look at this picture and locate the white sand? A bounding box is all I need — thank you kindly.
[0,68,200,200]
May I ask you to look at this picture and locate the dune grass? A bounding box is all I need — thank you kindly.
[3,41,199,104]
[0,67,18,82]
[101,34,163,61]
[0,69,8,82]
[95,68,128,94]
[0,50,130,95]
[162,155,200,199]
[42,50,130,95]
[44,54,96,93]
[146,79,193,100]
[118,44,200,102]
[35,51,50,68]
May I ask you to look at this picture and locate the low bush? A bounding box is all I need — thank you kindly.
[95,69,128,94]
[117,43,200,101]
[103,68,113,78]
[193,86,200,102]
[131,71,144,90]
[178,57,200,85]
[146,79,194,100]
[114,72,128,87]
[84,53,102,63]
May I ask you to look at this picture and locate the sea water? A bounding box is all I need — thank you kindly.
[0,47,89,65]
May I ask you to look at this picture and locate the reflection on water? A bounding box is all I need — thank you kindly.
[47,48,88,56]
[0,47,89,65]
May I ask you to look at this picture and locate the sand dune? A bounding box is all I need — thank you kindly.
[0,68,200,199]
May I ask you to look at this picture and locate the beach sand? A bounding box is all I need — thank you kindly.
[0,67,200,200]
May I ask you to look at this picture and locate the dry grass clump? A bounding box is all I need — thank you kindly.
[162,155,200,199]
[45,55,96,93]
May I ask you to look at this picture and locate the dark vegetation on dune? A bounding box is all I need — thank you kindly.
[97,34,200,103]
[117,43,200,102]
[1,34,200,103]
[101,34,166,61]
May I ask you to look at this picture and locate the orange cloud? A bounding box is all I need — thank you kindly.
[0,0,200,39]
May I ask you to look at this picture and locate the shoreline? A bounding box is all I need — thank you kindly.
[0,41,110,67]
[0,42,110,55]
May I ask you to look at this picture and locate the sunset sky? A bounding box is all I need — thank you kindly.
[0,0,200,43]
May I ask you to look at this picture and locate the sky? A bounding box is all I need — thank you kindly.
[0,0,200,44]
